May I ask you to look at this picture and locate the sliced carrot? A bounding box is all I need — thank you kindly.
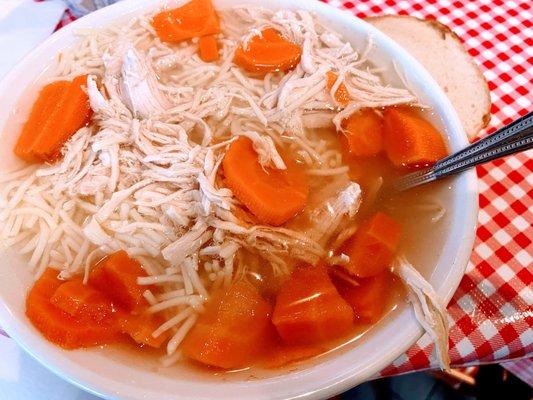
[198,35,219,62]
[272,265,353,345]
[152,0,220,43]
[383,107,448,168]
[88,250,148,312]
[222,137,308,226]
[26,268,121,349]
[182,280,273,369]
[50,279,114,322]
[119,311,168,348]
[14,75,91,163]
[339,212,402,278]
[333,271,390,323]
[341,109,384,157]
[260,343,325,368]
[54,75,91,148]
[234,28,302,74]
[33,75,90,162]
[14,81,69,162]
[341,152,366,183]
[326,71,350,106]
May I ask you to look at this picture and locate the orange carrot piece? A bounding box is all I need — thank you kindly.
[260,343,326,368]
[341,109,384,157]
[120,311,168,348]
[88,250,148,312]
[272,265,354,345]
[182,280,273,369]
[198,35,219,62]
[326,71,350,106]
[333,271,390,323]
[14,81,70,162]
[15,75,91,163]
[234,28,302,74]
[32,75,91,162]
[26,268,121,349]
[383,107,448,168]
[222,137,308,226]
[339,212,402,278]
[151,0,220,43]
[50,279,114,322]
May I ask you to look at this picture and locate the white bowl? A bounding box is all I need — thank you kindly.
[0,0,478,399]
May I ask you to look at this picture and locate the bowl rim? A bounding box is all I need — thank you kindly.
[0,1,478,399]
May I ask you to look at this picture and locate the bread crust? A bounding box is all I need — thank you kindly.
[366,15,491,140]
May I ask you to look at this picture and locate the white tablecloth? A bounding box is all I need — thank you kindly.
[0,335,100,399]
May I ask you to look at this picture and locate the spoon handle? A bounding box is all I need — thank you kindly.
[434,130,533,178]
[435,111,533,170]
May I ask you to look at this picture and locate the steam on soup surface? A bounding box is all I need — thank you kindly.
[1,0,450,373]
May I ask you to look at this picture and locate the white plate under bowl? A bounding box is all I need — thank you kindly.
[0,0,478,399]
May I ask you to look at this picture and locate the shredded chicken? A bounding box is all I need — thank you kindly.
[288,178,362,249]
[392,255,450,370]
[119,46,172,118]
[301,111,336,129]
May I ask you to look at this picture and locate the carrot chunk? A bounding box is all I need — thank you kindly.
[222,137,308,226]
[234,28,302,74]
[333,271,391,323]
[260,343,326,368]
[198,35,219,62]
[383,107,448,168]
[47,75,91,154]
[341,109,384,157]
[120,311,168,348]
[88,250,148,312]
[14,76,90,163]
[182,280,273,369]
[272,265,353,345]
[339,212,402,278]
[26,268,121,349]
[14,81,70,162]
[152,0,220,43]
[22,75,91,162]
[50,279,114,322]
[326,71,350,106]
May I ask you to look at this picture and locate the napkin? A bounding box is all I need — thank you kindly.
[0,0,66,80]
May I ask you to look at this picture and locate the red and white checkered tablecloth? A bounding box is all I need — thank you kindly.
[6,0,533,380]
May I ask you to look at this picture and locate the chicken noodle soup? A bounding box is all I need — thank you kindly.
[0,0,451,372]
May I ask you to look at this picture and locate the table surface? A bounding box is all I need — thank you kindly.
[1,0,532,398]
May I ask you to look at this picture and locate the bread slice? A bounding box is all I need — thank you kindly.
[366,15,491,140]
